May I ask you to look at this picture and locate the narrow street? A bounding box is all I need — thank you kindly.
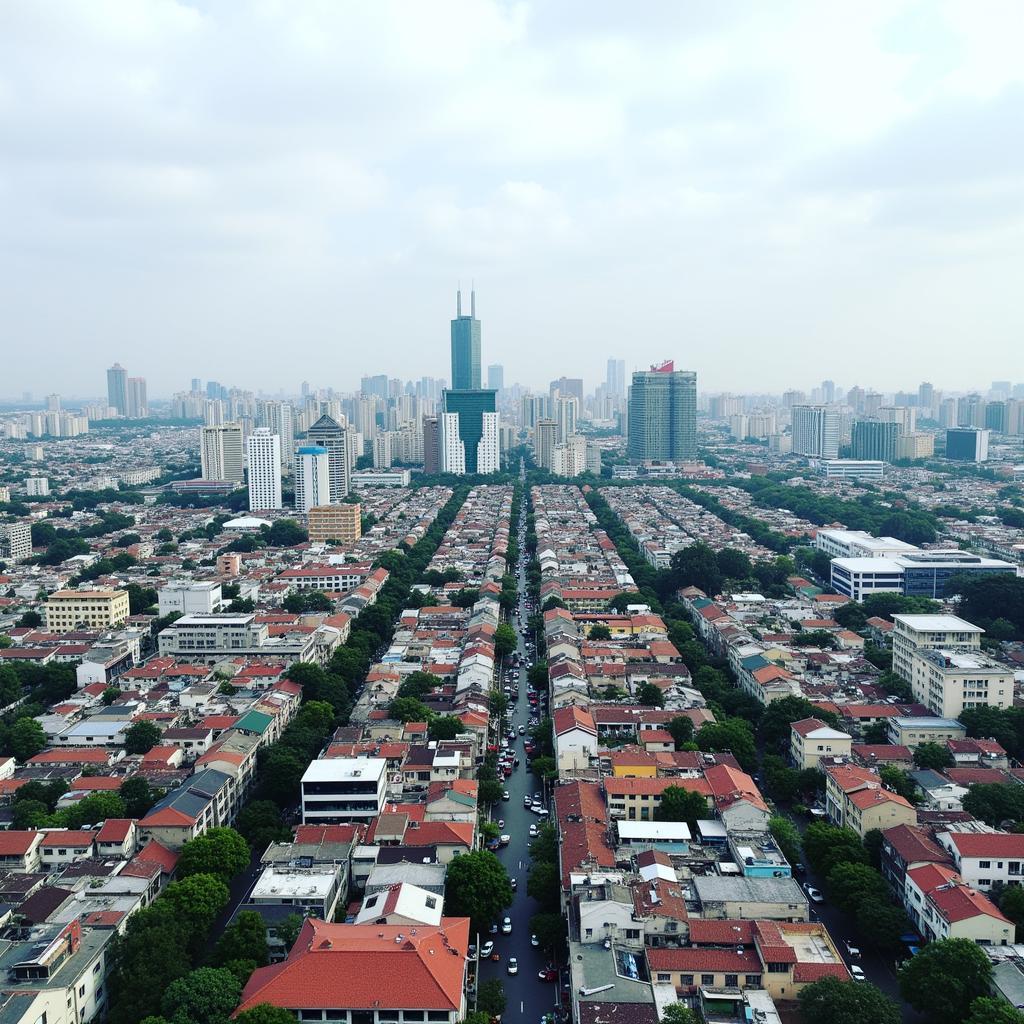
[478,487,560,1023]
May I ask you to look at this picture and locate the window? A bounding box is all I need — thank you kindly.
[979,879,992,887]
[979,861,991,869]
[746,975,762,986]
[725,974,738,987]
[701,974,714,985]
[657,973,672,983]
[428,1014,449,1022]
[680,974,693,985]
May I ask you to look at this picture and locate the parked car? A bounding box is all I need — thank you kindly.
[845,940,861,959]
[518,725,525,734]
[850,965,866,982]
[510,878,517,890]
[523,794,532,807]
[507,957,518,976]
[529,824,538,837]
[804,885,824,903]
[502,791,511,801]
[538,969,558,982]
[480,941,494,957]
[501,917,512,934]
[499,834,511,846]
[531,934,539,947]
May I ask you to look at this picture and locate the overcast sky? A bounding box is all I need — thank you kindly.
[2,1,1023,399]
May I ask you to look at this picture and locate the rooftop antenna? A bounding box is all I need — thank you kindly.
[471,280,476,319]
[457,284,462,317]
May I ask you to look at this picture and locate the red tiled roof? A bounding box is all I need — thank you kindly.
[0,831,41,855]
[96,819,134,843]
[134,838,179,874]
[646,947,761,972]
[28,748,110,765]
[38,831,95,848]
[236,918,470,1014]
[945,833,1024,858]
[687,919,755,945]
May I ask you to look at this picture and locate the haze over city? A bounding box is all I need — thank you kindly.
[3,1,1024,395]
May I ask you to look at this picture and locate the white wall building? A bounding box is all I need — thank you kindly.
[792,405,840,459]
[246,428,283,510]
[26,477,50,496]
[201,423,245,483]
[295,445,331,513]
[301,757,387,824]
[439,412,465,475]
[477,412,500,474]
[910,648,1014,720]
[158,580,224,617]
[892,614,985,681]
[815,529,919,560]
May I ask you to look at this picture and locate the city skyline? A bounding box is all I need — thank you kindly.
[3,4,1023,394]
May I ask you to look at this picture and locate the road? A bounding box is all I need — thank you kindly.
[477,489,560,1024]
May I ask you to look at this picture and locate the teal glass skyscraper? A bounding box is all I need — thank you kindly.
[627,361,698,462]
[450,289,481,390]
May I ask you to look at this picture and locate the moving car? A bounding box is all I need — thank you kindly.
[499,834,511,846]
[845,940,861,959]
[507,957,518,976]
[850,965,866,982]
[510,878,517,890]
[531,934,539,947]
[501,916,512,934]
[804,885,824,903]
[480,941,494,957]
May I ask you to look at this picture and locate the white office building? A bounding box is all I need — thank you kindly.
[301,757,388,824]
[246,428,282,511]
[910,647,1013,720]
[819,460,885,482]
[792,405,840,459]
[815,529,919,560]
[295,446,331,513]
[892,614,985,682]
[158,580,224,617]
[201,423,245,484]
[439,412,465,475]
[477,411,500,474]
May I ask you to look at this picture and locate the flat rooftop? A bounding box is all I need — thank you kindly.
[895,614,983,632]
[302,757,386,783]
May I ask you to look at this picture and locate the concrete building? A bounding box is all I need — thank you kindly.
[910,648,1014,719]
[938,832,1024,893]
[295,445,331,513]
[308,504,361,545]
[887,717,966,749]
[851,419,900,462]
[627,362,697,462]
[305,414,350,502]
[791,405,840,459]
[831,550,1016,601]
[422,415,440,474]
[301,757,387,824]
[0,522,32,563]
[904,863,1012,946]
[534,418,557,470]
[819,459,884,481]
[157,613,319,665]
[200,423,245,484]
[815,529,917,560]
[26,477,50,496]
[45,589,130,631]
[946,428,990,462]
[892,614,985,682]
[126,376,148,419]
[158,580,224,617]
[106,362,128,415]
[895,432,935,460]
[790,718,852,769]
[246,428,282,511]
[440,390,499,475]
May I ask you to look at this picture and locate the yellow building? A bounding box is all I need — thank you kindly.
[790,718,852,770]
[308,504,361,546]
[45,589,130,631]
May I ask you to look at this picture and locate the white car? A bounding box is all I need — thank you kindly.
[497,820,505,829]
[804,885,824,903]
[502,791,510,801]
[850,965,866,982]
[529,824,538,837]
[501,916,512,934]
[845,940,861,959]
[499,834,511,845]
[507,956,518,976]
[523,795,532,807]
[480,941,494,957]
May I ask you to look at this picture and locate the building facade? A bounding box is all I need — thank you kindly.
[45,590,130,631]
[200,423,245,484]
[246,428,283,511]
[450,289,481,390]
[627,362,698,462]
[295,446,331,513]
[308,504,361,545]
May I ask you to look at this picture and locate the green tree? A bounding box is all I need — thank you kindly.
[529,911,566,956]
[529,822,558,864]
[654,786,708,829]
[101,685,121,705]
[826,861,888,914]
[1000,885,1024,941]
[494,623,517,659]
[479,779,505,806]
[396,671,443,699]
[9,717,45,761]
[900,938,993,1022]
[716,548,752,581]
[428,715,466,741]
[667,715,694,746]
[636,682,664,708]
[162,873,231,941]
[758,695,840,754]
[879,765,919,804]
[913,741,954,771]
[259,746,308,806]
[60,791,126,829]
[963,782,1024,827]
[12,798,51,829]
[236,800,291,851]
[267,519,308,547]
[388,696,430,722]
[124,719,163,754]
[235,1007,298,1024]
[161,966,242,1024]
[802,822,867,876]
[965,997,1024,1024]
[178,827,251,883]
[477,979,506,1018]
[212,911,269,969]
[798,975,899,1024]
[588,624,612,640]
[661,1005,699,1024]
[768,816,802,867]
[443,850,513,935]
[526,859,561,912]
[696,717,757,772]
[670,542,722,596]
[855,897,912,952]
[120,775,157,818]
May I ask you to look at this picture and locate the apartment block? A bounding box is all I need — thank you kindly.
[44,589,130,631]
[0,522,32,563]
[308,504,362,545]
[301,757,388,824]
[910,648,1014,719]
[892,614,985,682]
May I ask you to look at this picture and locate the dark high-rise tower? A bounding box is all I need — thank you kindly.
[106,363,128,416]
[627,361,697,462]
[450,289,481,390]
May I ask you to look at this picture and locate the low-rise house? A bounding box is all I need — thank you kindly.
[887,716,966,749]
[880,823,952,892]
[355,882,444,927]
[938,831,1024,892]
[790,718,852,769]
[138,767,234,848]
[690,876,808,922]
[38,831,96,871]
[0,831,45,872]
[905,862,1013,945]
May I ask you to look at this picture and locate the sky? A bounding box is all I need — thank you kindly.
[2,0,1023,399]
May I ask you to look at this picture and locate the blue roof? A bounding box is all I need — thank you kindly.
[298,445,328,455]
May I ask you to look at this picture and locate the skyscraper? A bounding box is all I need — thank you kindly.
[200,423,245,483]
[791,405,840,459]
[626,362,697,462]
[305,415,349,502]
[606,359,626,398]
[851,420,900,462]
[918,382,934,414]
[441,389,498,474]
[127,377,148,419]
[487,364,504,391]
[246,429,283,510]
[295,446,331,511]
[257,401,295,473]
[422,416,441,474]
[450,289,481,390]
[549,377,584,403]
[106,363,128,416]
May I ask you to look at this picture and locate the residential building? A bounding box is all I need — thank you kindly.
[553,706,598,772]
[938,832,1024,892]
[0,522,32,563]
[308,504,361,545]
[246,428,283,510]
[815,529,917,560]
[910,648,1014,719]
[295,445,331,513]
[106,362,128,415]
[851,419,901,461]
[880,823,952,892]
[157,580,224,617]
[301,757,388,824]
[824,764,916,837]
[819,459,885,481]
[887,716,966,748]
[26,476,50,496]
[236,918,470,1022]
[305,414,350,502]
[627,362,698,462]
[946,427,990,462]
[157,613,319,665]
[422,415,440,474]
[200,423,245,483]
[126,376,148,418]
[607,358,626,398]
[892,613,985,681]
[533,418,557,470]
[904,862,1012,945]
[791,405,840,459]
[789,718,852,769]
[895,432,935,460]
[450,288,481,390]
[487,364,504,391]
[45,589,130,631]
